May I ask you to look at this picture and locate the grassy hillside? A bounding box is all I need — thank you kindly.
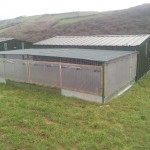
[0,4,150,42]
[0,71,150,150]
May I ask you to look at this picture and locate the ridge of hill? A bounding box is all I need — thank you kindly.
[0,4,150,42]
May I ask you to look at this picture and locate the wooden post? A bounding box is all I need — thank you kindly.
[59,63,62,88]
[102,63,105,104]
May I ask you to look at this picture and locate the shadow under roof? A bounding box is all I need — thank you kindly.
[0,48,136,62]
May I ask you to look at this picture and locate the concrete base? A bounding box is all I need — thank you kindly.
[61,89,102,103]
[0,77,6,84]
[2,79,135,103]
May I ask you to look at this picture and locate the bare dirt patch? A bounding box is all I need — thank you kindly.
[0,132,6,138]
[45,118,55,125]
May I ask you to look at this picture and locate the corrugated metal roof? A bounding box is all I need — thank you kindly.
[0,38,14,42]
[34,35,150,46]
[0,48,136,62]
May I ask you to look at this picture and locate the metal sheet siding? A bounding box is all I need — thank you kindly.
[0,39,32,51]
[136,40,150,80]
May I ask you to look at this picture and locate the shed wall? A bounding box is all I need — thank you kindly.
[33,38,150,80]
[0,39,32,51]
[105,53,137,97]
[0,52,137,102]
[136,39,150,79]
[0,56,102,96]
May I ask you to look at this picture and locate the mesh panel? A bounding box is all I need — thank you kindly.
[61,64,101,95]
[4,59,27,82]
[29,61,60,87]
[105,54,137,96]
[0,59,5,78]
[1,58,102,96]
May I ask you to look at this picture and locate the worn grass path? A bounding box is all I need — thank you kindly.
[0,72,150,150]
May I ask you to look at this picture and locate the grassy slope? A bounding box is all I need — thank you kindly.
[0,11,99,42]
[0,4,150,42]
[0,12,98,31]
[0,72,150,150]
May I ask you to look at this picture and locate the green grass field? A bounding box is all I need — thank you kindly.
[0,72,150,150]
